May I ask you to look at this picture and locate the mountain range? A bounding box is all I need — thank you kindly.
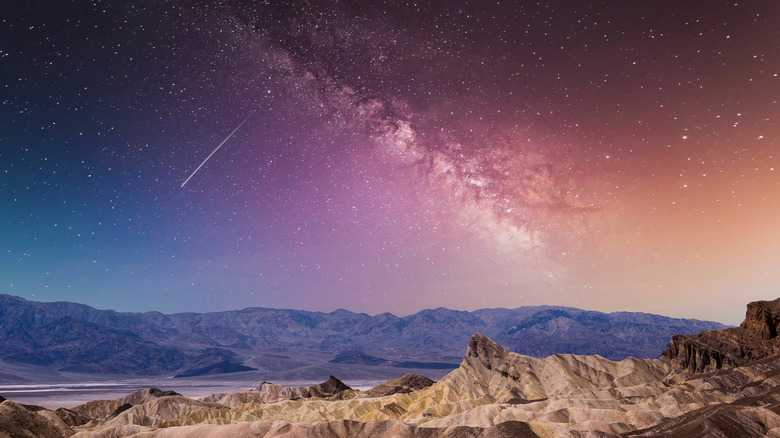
[0,294,725,379]
[2,297,779,437]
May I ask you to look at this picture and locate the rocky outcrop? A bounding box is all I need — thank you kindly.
[69,388,182,423]
[0,400,74,438]
[54,408,92,427]
[662,331,743,373]
[663,298,780,373]
[200,376,352,407]
[740,298,780,340]
[251,376,351,400]
[438,332,672,405]
[101,396,225,429]
[365,373,435,397]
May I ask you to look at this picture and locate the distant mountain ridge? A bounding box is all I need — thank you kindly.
[0,294,726,378]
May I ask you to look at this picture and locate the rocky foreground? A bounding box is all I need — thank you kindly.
[3,299,780,438]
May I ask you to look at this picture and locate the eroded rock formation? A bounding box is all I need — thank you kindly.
[663,298,780,373]
[4,299,780,438]
[67,387,182,425]
[0,400,74,438]
[200,376,351,408]
[48,331,779,437]
[741,298,780,340]
[365,373,435,397]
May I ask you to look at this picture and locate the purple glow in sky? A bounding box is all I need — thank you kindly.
[1,0,778,324]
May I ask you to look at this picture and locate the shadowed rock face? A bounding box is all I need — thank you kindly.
[54,408,92,427]
[365,373,435,397]
[741,299,780,340]
[308,375,352,395]
[0,400,73,438]
[663,298,780,373]
[252,375,351,399]
[200,376,353,408]
[68,387,182,423]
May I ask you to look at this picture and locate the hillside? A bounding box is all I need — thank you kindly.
[0,294,725,378]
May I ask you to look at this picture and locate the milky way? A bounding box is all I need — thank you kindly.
[1,0,778,323]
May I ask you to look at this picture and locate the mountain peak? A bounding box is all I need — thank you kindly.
[466,332,507,360]
[463,332,514,378]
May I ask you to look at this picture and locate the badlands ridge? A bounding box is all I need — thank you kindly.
[3,299,780,437]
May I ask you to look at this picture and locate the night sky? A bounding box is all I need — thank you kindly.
[2,0,778,324]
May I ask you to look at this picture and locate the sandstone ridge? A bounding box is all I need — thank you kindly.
[55,330,780,437]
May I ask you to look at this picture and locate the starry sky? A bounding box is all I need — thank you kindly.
[1,0,778,325]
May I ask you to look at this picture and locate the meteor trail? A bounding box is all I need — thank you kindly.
[181,112,253,188]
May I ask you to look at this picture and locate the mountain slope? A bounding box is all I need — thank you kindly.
[0,294,726,377]
[0,296,251,375]
[53,330,780,437]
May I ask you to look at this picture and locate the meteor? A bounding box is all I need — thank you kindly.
[181,112,253,188]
